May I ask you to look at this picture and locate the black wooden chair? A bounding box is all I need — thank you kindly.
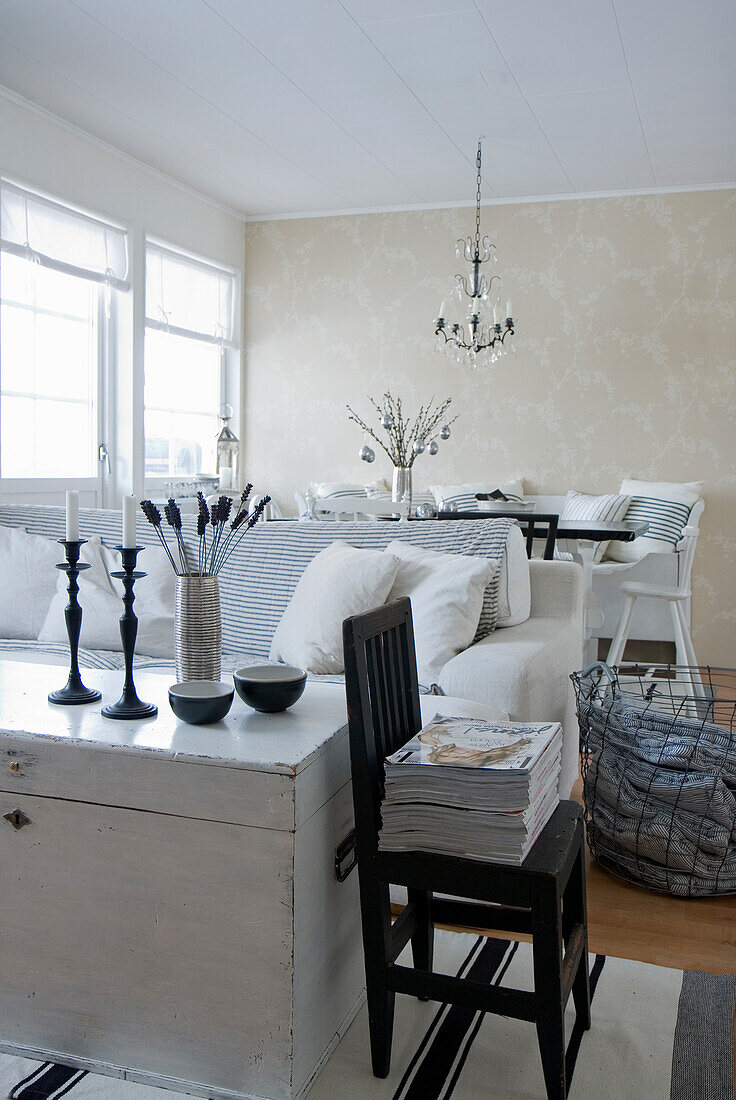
[343,597,590,1099]
[438,507,560,560]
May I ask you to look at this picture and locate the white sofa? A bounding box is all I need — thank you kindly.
[0,507,584,796]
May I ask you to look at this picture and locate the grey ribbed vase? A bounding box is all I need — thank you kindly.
[175,575,221,683]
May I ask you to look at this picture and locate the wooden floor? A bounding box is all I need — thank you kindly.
[428,780,735,974]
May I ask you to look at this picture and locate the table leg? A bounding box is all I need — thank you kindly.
[557,538,604,663]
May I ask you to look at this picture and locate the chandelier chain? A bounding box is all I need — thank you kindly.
[475,140,482,254]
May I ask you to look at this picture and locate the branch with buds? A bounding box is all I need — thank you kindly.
[347,392,457,468]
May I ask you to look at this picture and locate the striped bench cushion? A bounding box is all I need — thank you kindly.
[554,490,631,563]
[0,508,515,658]
[605,479,702,563]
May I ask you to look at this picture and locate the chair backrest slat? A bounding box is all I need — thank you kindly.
[344,599,423,851]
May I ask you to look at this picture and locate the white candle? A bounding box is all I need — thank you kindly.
[506,299,513,318]
[122,495,137,548]
[219,466,232,490]
[65,490,79,542]
[492,305,498,325]
[438,300,446,320]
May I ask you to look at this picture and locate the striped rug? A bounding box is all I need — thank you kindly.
[1,931,732,1100]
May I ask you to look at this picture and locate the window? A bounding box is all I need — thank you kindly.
[0,180,128,487]
[144,241,237,481]
[0,254,99,478]
[144,329,220,477]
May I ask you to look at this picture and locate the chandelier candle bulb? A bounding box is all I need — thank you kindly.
[122,495,137,548]
[65,490,79,542]
[506,299,512,318]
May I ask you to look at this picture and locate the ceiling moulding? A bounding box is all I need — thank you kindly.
[0,84,245,222]
[244,181,736,223]
[2,85,733,227]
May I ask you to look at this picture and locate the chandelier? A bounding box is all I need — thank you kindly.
[434,139,516,367]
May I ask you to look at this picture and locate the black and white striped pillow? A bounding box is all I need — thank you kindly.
[555,490,631,563]
[605,479,702,563]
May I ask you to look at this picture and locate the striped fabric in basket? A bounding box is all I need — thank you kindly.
[0,508,514,658]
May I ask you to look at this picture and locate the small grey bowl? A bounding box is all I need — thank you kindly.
[234,665,307,713]
[168,680,234,725]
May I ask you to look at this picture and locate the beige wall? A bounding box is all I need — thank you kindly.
[244,190,736,664]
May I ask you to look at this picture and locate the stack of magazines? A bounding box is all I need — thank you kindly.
[380,715,562,866]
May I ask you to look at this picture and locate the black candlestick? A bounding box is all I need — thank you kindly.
[101,546,157,720]
[49,540,102,706]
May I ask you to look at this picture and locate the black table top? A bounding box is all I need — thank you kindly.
[436,512,649,542]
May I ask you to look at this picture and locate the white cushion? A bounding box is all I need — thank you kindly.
[385,540,495,686]
[39,541,176,658]
[556,490,632,563]
[494,523,531,628]
[429,480,525,511]
[605,479,703,563]
[269,540,400,674]
[0,525,60,639]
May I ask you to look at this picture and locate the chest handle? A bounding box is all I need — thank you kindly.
[3,808,31,830]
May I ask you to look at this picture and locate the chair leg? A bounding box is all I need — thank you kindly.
[408,888,434,1000]
[563,834,591,1031]
[674,601,698,669]
[366,966,395,1078]
[358,875,396,1077]
[669,599,690,668]
[532,880,567,1100]
[606,593,637,667]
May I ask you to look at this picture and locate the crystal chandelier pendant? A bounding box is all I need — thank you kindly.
[434,138,516,367]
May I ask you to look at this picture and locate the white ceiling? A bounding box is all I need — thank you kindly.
[0,0,734,219]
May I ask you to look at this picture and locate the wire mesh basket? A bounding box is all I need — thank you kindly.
[572,663,736,897]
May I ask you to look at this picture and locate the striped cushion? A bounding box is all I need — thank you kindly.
[365,486,436,509]
[311,483,367,500]
[605,479,703,563]
[0,508,514,657]
[555,490,631,563]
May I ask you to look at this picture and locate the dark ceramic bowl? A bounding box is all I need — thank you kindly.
[168,681,234,725]
[233,665,307,713]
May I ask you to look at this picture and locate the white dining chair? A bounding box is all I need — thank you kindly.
[606,513,702,670]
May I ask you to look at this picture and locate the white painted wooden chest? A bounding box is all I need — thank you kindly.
[0,662,364,1100]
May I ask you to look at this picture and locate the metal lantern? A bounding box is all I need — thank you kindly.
[216,403,239,490]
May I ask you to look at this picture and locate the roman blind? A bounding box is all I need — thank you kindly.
[0,179,129,289]
[145,240,237,347]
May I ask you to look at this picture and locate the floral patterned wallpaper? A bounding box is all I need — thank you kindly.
[244,190,736,664]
